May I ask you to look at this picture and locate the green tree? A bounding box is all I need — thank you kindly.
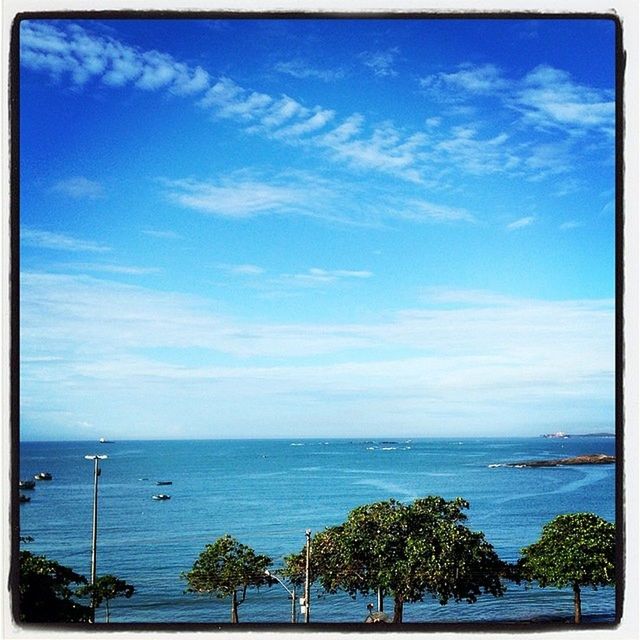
[76,575,135,622]
[284,496,506,623]
[182,534,273,623]
[18,551,92,623]
[517,513,615,623]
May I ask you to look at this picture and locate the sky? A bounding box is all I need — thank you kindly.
[18,16,617,441]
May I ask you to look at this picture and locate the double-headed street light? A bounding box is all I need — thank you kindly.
[84,454,107,622]
[265,570,297,623]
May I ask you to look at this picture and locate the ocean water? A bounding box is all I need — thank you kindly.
[17,437,617,625]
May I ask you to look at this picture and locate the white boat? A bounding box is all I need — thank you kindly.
[99,438,114,443]
[152,494,171,500]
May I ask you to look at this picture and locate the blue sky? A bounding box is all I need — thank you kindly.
[18,16,617,440]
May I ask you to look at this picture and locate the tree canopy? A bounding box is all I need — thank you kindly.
[18,550,92,623]
[284,496,506,622]
[517,512,615,623]
[182,534,273,623]
[76,574,135,622]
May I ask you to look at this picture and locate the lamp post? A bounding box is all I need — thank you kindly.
[265,570,297,623]
[304,528,311,623]
[84,454,107,622]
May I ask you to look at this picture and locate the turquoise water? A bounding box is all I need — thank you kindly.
[17,437,617,624]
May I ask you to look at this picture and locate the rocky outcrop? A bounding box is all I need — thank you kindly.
[499,454,615,468]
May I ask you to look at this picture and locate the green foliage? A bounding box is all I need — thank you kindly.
[284,496,506,622]
[76,574,134,622]
[518,512,615,590]
[182,534,272,622]
[18,550,91,623]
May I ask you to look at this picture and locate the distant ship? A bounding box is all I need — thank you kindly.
[99,438,114,443]
[541,431,568,439]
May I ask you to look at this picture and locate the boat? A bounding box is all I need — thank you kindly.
[34,472,52,481]
[152,494,171,500]
[156,481,172,486]
[99,438,114,443]
[19,495,31,503]
[19,480,36,490]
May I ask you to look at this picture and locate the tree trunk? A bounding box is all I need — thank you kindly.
[105,600,110,623]
[231,590,239,623]
[573,582,581,624]
[392,595,403,623]
[377,586,384,612]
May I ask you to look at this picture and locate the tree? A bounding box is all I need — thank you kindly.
[284,496,506,623]
[18,551,92,623]
[182,534,273,623]
[517,513,615,623]
[76,575,135,622]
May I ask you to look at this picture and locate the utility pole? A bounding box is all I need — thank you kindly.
[84,454,107,623]
[304,528,311,623]
[291,584,296,624]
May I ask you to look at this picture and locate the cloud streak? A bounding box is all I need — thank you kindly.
[22,227,111,253]
[20,272,614,436]
[21,21,614,191]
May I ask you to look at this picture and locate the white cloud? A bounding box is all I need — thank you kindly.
[275,108,335,138]
[22,227,111,253]
[282,268,373,286]
[59,262,161,275]
[358,47,400,77]
[274,59,345,82]
[219,264,266,276]
[161,175,311,218]
[20,21,614,192]
[421,63,507,95]
[21,274,614,436]
[397,200,476,223]
[507,216,535,230]
[515,65,614,132]
[51,176,105,199]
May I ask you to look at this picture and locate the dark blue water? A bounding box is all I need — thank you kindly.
[18,437,616,624]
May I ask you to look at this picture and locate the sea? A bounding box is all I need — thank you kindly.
[17,437,618,626]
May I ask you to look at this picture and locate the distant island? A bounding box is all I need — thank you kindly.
[541,431,614,439]
[496,454,615,469]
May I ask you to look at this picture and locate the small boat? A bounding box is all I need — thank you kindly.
[19,480,36,490]
[99,438,114,443]
[152,494,171,500]
[19,495,31,503]
[156,481,172,486]
[34,472,52,481]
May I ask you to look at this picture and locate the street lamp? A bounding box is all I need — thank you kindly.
[265,569,297,623]
[304,529,311,623]
[84,454,107,622]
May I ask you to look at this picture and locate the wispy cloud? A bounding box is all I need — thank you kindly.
[421,63,507,95]
[161,175,310,218]
[21,273,614,435]
[59,262,161,275]
[281,268,373,286]
[160,169,476,230]
[274,58,346,82]
[507,216,535,230]
[396,199,476,224]
[515,65,614,133]
[22,227,111,253]
[560,221,582,230]
[358,47,400,77]
[21,21,614,192]
[218,263,266,276]
[51,176,105,199]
